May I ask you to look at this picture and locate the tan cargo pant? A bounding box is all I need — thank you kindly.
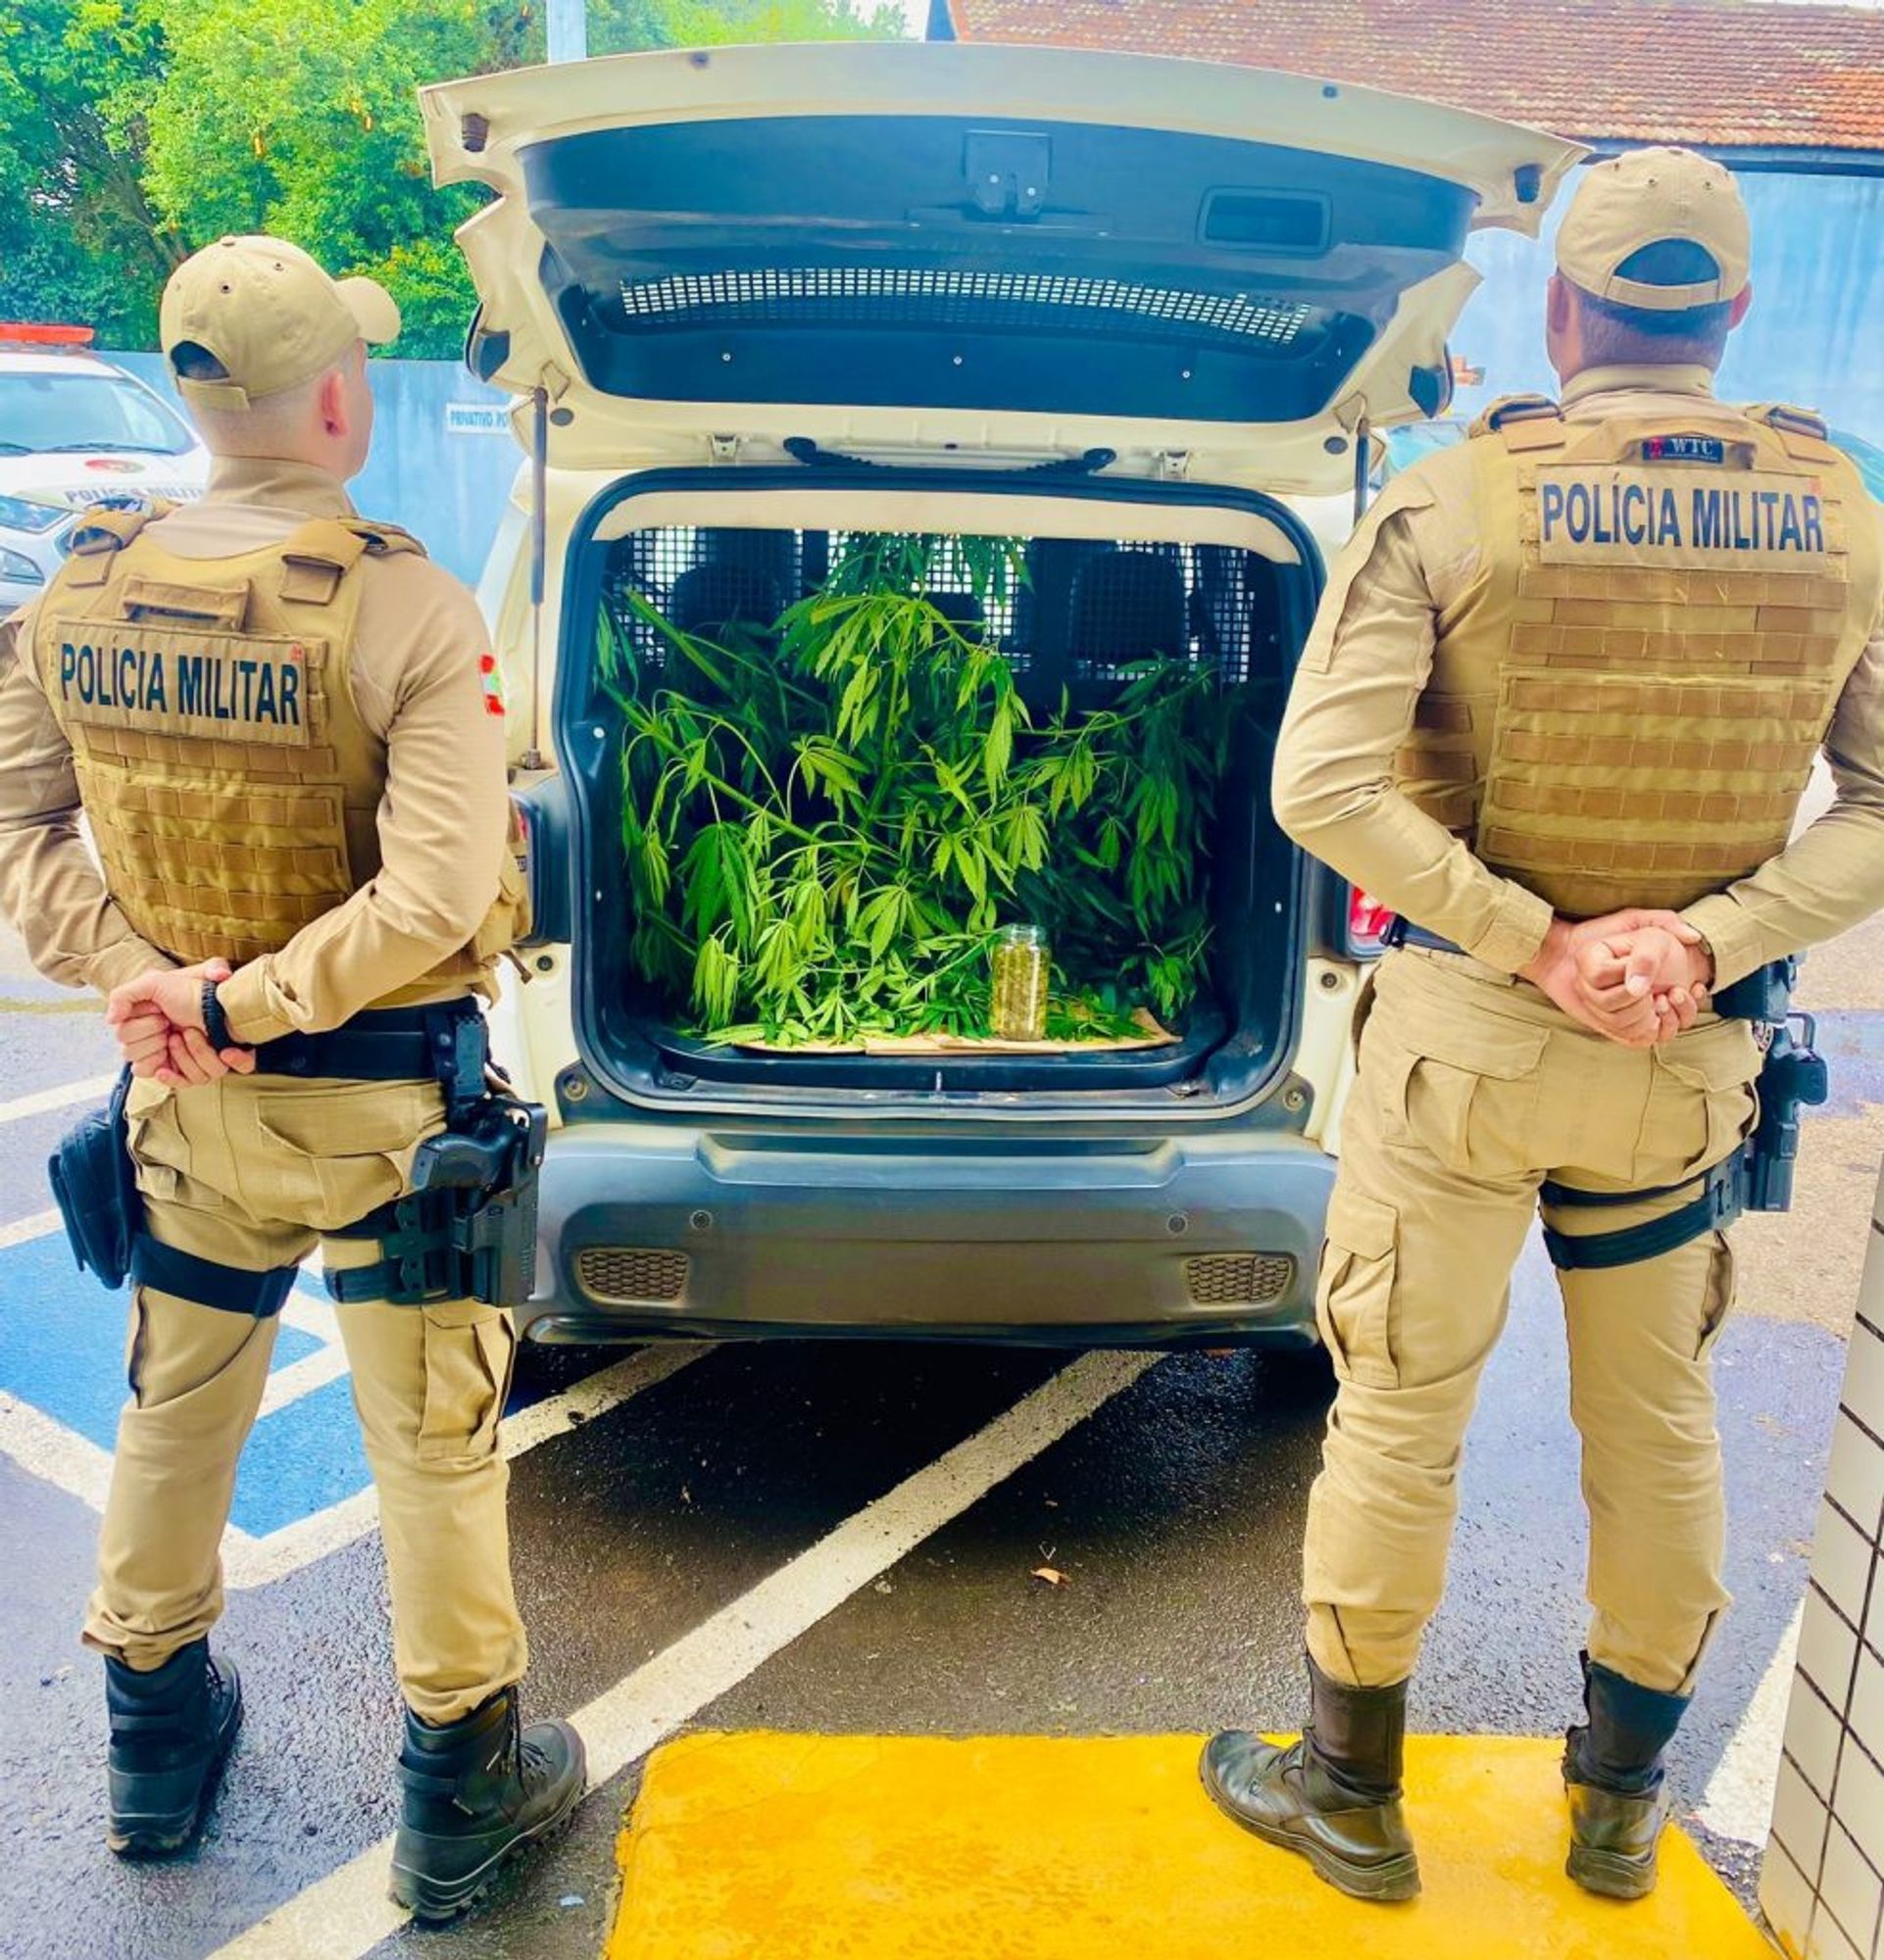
[1306,946,1760,1697]
[83,1073,528,1725]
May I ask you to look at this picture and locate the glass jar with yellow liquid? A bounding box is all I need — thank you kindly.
[989,924,1051,1042]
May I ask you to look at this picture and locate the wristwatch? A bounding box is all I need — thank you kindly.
[201,980,246,1054]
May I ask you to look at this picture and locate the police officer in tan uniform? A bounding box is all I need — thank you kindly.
[1201,152,1884,1903]
[0,237,583,1919]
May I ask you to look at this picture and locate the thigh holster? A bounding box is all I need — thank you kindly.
[322,1096,547,1309]
[325,1193,463,1306]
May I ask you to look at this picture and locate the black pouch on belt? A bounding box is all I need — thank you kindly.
[48,1068,142,1289]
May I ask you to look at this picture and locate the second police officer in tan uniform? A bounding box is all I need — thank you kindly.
[0,237,583,1919]
[1201,152,1884,1902]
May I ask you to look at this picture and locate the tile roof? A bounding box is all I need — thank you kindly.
[943,0,1884,155]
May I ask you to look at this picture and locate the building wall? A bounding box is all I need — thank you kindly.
[1451,171,1884,440]
[110,351,521,588]
[1762,1173,1884,1960]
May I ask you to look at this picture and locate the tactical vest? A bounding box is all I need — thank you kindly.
[31,507,523,1004]
[1395,396,1884,918]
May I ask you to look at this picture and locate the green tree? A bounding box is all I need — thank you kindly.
[0,0,176,344]
[138,0,540,358]
[0,0,905,358]
[591,0,902,52]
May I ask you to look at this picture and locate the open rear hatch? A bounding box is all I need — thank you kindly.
[426,47,1580,1116]
[421,43,1581,490]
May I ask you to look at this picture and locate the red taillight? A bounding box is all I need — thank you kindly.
[1346,888,1395,956]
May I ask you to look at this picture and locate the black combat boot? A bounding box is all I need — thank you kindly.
[104,1639,243,1857]
[1200,1655,1419,1902]
[388,1687,586,1921]
[1562,1654,1690,1901]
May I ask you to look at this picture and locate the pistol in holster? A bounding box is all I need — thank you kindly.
[326,1092,548,1309]
[1740,1011,1828,1215]
[1542,957,1827,1272]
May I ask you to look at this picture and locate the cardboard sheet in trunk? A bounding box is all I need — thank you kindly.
[732,1009,1177,1057]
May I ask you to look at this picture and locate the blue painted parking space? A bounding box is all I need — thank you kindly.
[223,1378,376,1538]
[0,1230,352,1537]
[0,1219,606,1549]
[0,1233,322,1445]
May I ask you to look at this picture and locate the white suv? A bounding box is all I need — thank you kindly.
[419,42,1579,1349]
[0,331,209,614]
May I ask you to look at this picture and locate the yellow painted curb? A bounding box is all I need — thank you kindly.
[609,1733,1774,1959]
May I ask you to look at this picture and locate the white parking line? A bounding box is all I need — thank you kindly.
[257,1295,347,1417]
[224,1342,714,1589]
[0,1207,66,1250]
[254,1343,354,1421]
[0,1392,117,1514]
[207,1348,1160,1960]
[0,1074,116,1127]
[279,1293,340,1342]
[1696,1595,1805,1844]
[1,1335,714,1588]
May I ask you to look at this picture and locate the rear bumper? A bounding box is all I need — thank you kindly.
[520,1121,1333,1348]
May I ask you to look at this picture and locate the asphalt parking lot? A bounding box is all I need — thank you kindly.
[3,908,1879,1960]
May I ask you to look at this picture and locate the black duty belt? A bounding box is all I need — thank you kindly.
[254,1000,489,1119]
[49,998,539,1316]
[1375,918,1820,1268]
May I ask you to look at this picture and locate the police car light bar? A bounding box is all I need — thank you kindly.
[0,323,97,349]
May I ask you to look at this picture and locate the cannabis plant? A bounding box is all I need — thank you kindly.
[598,532,1229,1049]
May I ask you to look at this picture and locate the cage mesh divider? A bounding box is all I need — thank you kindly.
[583,513,1296,1092]
[602,527,1272,692]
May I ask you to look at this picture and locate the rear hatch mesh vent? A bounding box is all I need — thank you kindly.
[1184,1253,1295,1306]
[619,269,1315,351]
[575,1247,690,1304]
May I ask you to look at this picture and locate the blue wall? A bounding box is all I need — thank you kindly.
[1452,171,1884,443]
[109,351,519,586]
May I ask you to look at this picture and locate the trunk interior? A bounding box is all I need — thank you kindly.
[558,473,1319,1111]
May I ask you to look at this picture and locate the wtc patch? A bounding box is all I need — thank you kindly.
[1639,434,1745,466]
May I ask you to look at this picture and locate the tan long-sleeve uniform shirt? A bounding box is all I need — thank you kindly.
[1272,365,1884,986]
[0,457,510,1042]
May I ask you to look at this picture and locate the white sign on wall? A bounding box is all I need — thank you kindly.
[445,403,510,437]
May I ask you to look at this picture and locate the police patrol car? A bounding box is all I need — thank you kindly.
[0,326,209,616]
[419,42,1594,1353]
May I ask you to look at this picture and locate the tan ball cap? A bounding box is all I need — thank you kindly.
[159,235,401,411]
[1556,147,1751,312]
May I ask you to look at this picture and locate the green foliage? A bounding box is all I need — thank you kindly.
[139,0,539,357]
[602,536,1231,1051]
[592,0,902,49]
[0,0,901,357]
[0,0,177,345]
